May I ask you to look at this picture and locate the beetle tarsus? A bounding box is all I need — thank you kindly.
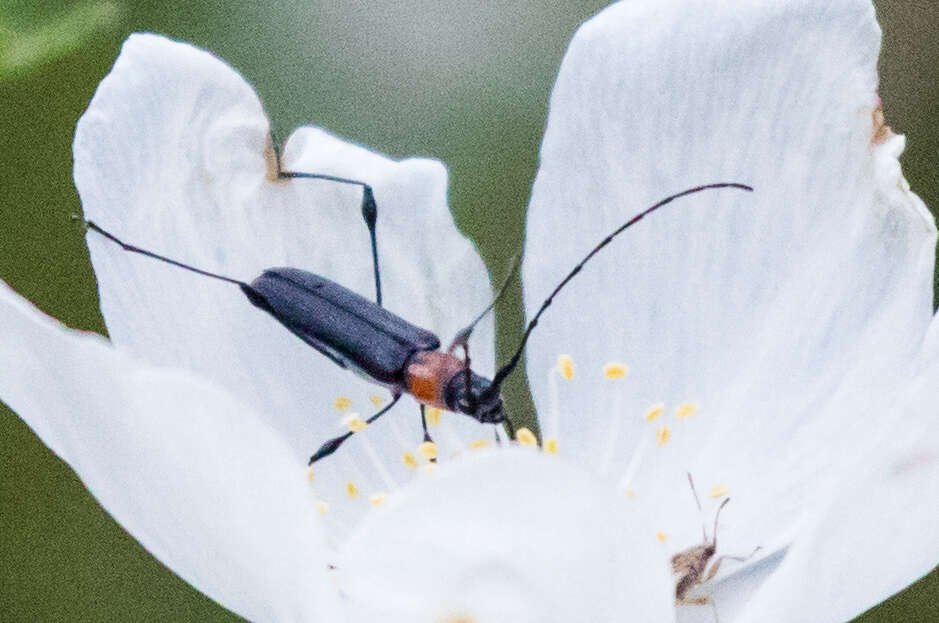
[360,186,382,307]
[309,432,352,465]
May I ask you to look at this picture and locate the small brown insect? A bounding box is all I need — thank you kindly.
[671,474,759,607]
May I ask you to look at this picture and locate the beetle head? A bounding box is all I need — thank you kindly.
[444,370,504,424]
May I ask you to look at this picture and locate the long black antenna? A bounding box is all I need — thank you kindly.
[482,182,753,397]
[81,218,248,287]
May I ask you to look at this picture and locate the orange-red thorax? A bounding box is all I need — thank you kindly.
[404,350,464,409]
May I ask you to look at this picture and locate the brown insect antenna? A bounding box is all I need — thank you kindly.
[711,497,731,548]
[686,472,707,541]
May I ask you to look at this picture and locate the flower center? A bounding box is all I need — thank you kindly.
[302,389,518,544]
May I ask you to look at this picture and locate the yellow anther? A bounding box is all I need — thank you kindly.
[343,413,367,432]
[656,425,671,447]
[515,427,538,447]
[369,394,385,408]
[676,403,699,419]
[418,441,438,461]
[370,492,388,507]
[709,484,729,498]
[469,439,492,450]
[656,531,668,544]
[345,481,359,499]
[603,362,629,379]
[557,354,575,380]
[402,452,419,469]
[422,462,437,475]
[543,437,559,455]
[426,407,442,427]
[625,489,636,498]
[316,500,329,515]
[333,396,352,411]
[644,403,665,422]
[305,467,315,482]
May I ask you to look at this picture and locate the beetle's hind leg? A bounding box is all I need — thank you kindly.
[271,129,383,307]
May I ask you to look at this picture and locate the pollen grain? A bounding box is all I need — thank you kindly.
[343,413,367,432]
[543,437,559,455]
[709,484,729,498]
[418,441,438,461]
[656,426,671,447]
[603,362,628,379]
[515,427,538,447]
[644,403,665,422]
[676,403,698,419]
[370,492,388,507]
[557,354,575,380]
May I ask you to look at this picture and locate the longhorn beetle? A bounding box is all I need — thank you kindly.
[81,156,751,464]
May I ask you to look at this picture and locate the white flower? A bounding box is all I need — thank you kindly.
[1,2,936,623]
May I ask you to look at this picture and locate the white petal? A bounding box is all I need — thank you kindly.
[338,448,675,623]
[736,357,939,622]
[0,281,339,622]
[75,34,495,520]
[523,0,934,571]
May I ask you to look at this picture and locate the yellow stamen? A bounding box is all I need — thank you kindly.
[305,467,315,482]
[709,484,729,498]
[625,489,635,498]
[557,354,575,380]
[418,441,438,461]
[469,439,492,450]
[402,452,418,469]
[426,407,442,427]
[370,492,388,507]
[333,396,352,411]
[316,500,329,515]
[369,394,385,408]
[343,413,367,432]
[656,425,671,447]
[543,437,559,455]
[345,481,359,499]
[676,403,698,419]
[515,427,538,447]
[422,462,437,475]
[644,403,665,422]
[602,362,628,379]
[656,531,668,544]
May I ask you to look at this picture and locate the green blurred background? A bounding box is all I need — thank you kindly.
[0,1,936,620]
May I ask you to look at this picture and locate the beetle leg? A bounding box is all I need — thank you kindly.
[308,392,402,464]
[273,137,383,307]
[360,185,381,307]
[419,405,437,462]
